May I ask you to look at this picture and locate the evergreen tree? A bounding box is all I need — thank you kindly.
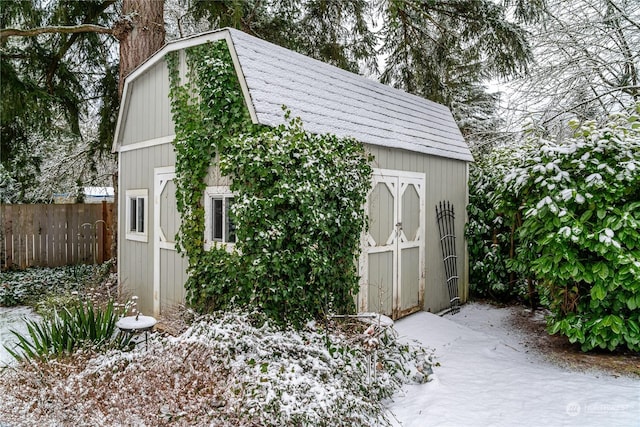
[1,0,541,201]
[1,1,118,202]
[183,0,378,74]
[378,0,536,147]
[0,0,164,203]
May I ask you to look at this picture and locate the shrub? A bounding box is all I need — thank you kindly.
[5,299,132,361]
[466,151,528,301]
[0,261,115,308]
[500,105,640,351]
[0,310,432,425]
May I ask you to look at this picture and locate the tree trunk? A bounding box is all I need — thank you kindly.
[113,0,165,97]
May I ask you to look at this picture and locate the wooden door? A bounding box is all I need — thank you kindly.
[359,169,425,319]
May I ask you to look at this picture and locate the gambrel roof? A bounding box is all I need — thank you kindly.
[113,28,472,162]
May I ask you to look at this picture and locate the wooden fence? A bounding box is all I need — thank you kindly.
[0,203,114,270]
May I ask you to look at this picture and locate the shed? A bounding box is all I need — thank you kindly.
[112,28,473,319]
[52,187,115,204]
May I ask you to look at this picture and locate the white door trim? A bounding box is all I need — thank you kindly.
[359,168,426,318]
[153,166,176,316]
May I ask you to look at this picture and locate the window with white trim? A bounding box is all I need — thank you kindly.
[126,189,148,242]
[204,186,236,249]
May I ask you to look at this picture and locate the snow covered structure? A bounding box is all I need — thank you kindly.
[112,28,473,318]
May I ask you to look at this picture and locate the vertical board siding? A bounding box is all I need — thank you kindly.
[368,251,393,314]
[121,59,174,146]
[401,247,420,308]
[119,142,184,315]
[367,145,469,314]
[1,203,114,270]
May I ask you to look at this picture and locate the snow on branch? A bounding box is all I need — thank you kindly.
[0,24,114,41]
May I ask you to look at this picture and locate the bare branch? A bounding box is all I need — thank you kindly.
[0,24,114,42]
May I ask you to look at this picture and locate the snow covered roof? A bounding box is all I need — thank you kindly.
[228,29,472,162]
[84,187,114,197]
[114,28,472,162]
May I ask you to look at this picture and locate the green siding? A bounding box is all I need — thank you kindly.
[121,59,174,146]
[367,251,393,315]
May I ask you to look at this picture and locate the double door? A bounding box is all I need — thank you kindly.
[359,169,425,319]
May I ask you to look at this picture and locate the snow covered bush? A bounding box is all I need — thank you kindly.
[0,262,113,307]
[501,105,640,351]
[0,310,432,426]
[466,150,528,301]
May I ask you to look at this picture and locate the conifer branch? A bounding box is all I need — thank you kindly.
[0,24,114,42]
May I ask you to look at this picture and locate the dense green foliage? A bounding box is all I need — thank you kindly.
[5,299,131,362]
[468,105,640,351]
[466,154,522,301]
[168,41,372,327]
[220,114,372,324]
[0,0,118,202]
[167,41,253,315]
[502,108,640,351]
[0,263,112,307]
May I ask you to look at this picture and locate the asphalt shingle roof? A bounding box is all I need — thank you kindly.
[228,29,472,162]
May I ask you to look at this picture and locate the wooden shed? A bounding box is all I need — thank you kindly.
[112,28,473,319]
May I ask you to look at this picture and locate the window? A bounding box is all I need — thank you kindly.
[126,189,148,242]
[205,187,236,249]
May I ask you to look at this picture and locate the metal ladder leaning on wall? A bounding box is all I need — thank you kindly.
[436,201,460,314]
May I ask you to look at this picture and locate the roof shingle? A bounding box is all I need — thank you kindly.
[228,29,472,162]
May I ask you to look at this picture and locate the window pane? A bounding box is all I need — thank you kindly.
[130,198,137,232]
[213,198,223,240]
[137,197,145,233]
[226,197,236,243]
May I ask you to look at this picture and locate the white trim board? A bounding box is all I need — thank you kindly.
[118,135,175,153]
[153,166,176,317]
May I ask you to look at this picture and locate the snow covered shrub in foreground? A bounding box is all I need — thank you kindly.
[501,105,640,351]
[0,262,112,307]
[175,311,431,425]
[0,310,432,426]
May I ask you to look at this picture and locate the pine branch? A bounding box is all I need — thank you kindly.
[0,24,114,42]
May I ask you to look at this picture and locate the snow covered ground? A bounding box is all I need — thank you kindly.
[0,306,39,366]
[387,303,640,427]
[1,303,638,426]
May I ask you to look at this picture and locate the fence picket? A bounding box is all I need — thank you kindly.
[0,203,114,270]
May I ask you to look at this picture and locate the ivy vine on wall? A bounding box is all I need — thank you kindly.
[167,40,373,327]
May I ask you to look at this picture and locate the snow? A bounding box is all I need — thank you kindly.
[0,306,40,366]
[227,28,473,162]
[115,315,157,331]
[387,303,640,426]
[1,303,638,425]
